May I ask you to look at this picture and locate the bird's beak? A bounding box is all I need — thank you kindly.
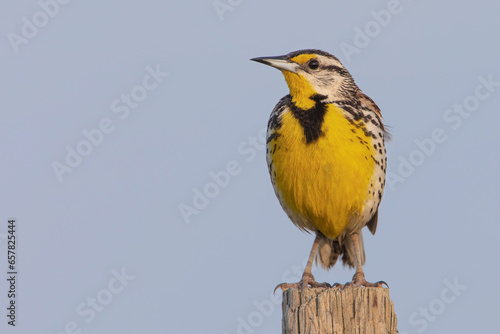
[251,55,298,73]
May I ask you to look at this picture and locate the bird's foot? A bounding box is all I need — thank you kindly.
[334,272,388,289]
[274,272,331,293]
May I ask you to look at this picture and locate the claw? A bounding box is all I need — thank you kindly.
[273,274,331,293]
[342,272,389,289]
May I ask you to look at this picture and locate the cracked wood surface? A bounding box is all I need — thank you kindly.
[282,287,397,334]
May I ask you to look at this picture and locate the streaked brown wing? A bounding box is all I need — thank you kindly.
[356,90,391,141]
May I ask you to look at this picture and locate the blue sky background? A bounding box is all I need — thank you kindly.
[1,0,499,333]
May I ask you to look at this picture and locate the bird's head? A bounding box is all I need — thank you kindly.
[252,49,358,109]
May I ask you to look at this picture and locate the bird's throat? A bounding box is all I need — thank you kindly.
[282,71,317,110]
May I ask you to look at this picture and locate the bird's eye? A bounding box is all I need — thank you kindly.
[308,59,319,70]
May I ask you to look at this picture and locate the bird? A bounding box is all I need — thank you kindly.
[251,49,389,290]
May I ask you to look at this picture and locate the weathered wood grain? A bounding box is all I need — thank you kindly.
[282,287,397,334]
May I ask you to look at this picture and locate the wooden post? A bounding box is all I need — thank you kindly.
[282,287,397,334]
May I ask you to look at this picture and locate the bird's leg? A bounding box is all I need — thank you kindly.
[274,233,331,292]
[351,232,367,283]
[343,232,387,288]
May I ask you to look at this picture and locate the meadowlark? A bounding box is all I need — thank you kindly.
[252,49,389,289]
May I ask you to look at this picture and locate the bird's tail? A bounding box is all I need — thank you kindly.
[316,232,366,270]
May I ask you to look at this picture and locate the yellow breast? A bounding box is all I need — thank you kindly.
[268,104,376,239]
